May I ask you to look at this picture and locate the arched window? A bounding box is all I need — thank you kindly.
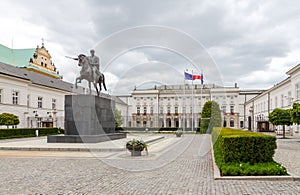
[230,119,234,127]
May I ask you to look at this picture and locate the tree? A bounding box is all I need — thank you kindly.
[290,103,300,125]
[0,113,20,128]
[268,108,292,138]
[115,109,123,128]
[200,101,222,133]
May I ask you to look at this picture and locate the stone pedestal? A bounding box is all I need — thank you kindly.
[48,95,126,143]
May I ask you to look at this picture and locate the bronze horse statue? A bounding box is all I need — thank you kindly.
[74,54,107,96]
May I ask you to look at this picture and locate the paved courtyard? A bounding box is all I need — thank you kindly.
[0,134,299,194]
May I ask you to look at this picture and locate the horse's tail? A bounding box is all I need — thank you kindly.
[100,73,107,91]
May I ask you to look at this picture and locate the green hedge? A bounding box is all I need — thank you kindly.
[212,127,287,176]
[0,128,64,139]
[213,127,276,164]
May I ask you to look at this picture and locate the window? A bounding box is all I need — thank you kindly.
[0,89,2,103]
[240,121,244,128]
[230,120,234,127]
[222,105,226,113]
[160,107,163,114]
[190,107,193,113]
[52,99,56,110]
[137,106,140,114]
[175,106,178,113]
[296,84,300,100]
[281,94,284,108]
[143,106,147,114]
[38,97,43,108]
[230,105,234,113]
[270,99,273,109]
[167,106,171,114]
[12,91,19,105]
[183,106,186,113]
[288,91,292,106]
[150,106,154,114]
[27,95,30,107]
[37,118,42,128]
[275,96,278,108]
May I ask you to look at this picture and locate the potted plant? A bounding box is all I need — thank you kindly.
[126,139,148,156]
[175,130,183,137]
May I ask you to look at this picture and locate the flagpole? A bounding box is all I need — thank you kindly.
[192,70,194,132]
[183,71,186,132]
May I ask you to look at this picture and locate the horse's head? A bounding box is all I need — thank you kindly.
[78,54,86,66]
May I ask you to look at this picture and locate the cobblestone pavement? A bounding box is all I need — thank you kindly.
[274,136,300,176]
[0,134,299,194]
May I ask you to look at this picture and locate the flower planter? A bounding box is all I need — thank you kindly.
[176,133,182,137]
[126,139,148,156]
[129,150,142,156]
[126,145,144,156]
[175,131,183,137]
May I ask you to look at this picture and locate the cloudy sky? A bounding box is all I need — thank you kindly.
[1,0,300,95]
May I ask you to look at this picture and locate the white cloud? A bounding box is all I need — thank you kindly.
[1,0,300,94]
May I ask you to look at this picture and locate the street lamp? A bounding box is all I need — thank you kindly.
[33,110,38,118]
[47,112,52,118]
[33,111,39,128]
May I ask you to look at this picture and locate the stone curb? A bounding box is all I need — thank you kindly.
[210,136,300,181]
[0,136,165,153]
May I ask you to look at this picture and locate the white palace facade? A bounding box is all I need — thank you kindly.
[245,63,300,132]
[118,84,262,130]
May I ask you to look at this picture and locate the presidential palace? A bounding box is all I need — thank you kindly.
[1,42,300,133]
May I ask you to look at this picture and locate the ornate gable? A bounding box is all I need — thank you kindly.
[29,43,60,79]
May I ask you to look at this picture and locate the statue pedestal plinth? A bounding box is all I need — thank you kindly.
[47,95,126,143]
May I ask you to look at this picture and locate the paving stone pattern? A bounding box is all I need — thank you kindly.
[0,135,299,194]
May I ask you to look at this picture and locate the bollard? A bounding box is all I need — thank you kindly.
[35,130,39,137]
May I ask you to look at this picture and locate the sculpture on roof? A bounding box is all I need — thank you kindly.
[67,50,106,96]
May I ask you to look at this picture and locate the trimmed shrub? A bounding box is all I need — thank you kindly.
[200,101,222,134]
[212,127,287,176]
[213,127,276,164]
[0,128,64,139]
[158,127,179,132]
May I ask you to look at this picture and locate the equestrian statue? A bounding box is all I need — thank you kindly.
[66,49,107,96]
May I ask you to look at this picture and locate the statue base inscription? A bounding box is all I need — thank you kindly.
[48,95,126,143]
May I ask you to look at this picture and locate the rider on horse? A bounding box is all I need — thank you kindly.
[87,49,100,83]
[70,49,106,96]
